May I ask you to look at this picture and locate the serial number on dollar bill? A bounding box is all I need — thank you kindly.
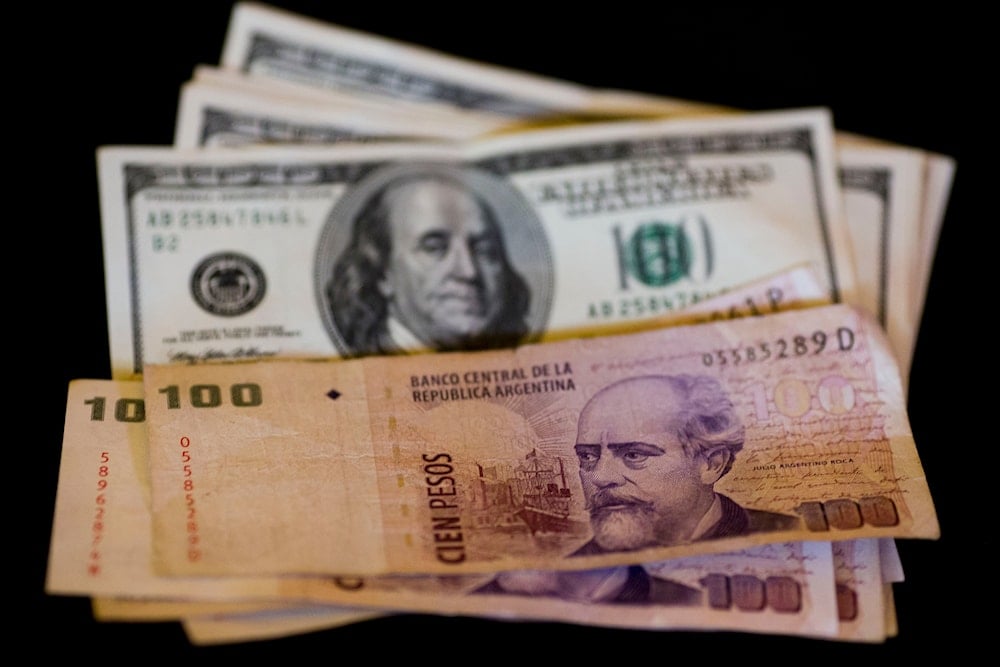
[144,206,308,231]
[587,291,721,320]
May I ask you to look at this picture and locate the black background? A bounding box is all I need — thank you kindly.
[23,2,983,659]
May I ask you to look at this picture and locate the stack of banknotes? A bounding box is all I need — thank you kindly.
[46,2,954,646]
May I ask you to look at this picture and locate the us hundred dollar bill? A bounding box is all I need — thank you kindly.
[141,303,939,578]
[175,77,460,149]
[99,107,856,380]
[174,72,949,397]
[213,2,953,356]
[219,2,722,121]
[213,2,954,348]
[837,144,926,389]
[175,65,510,147]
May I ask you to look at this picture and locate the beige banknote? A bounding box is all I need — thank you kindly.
[99,107,855,380]
[142,303,938,578]
[47,268,852,620]
[46,379,336,603]
[51,268,826,597]
[50,377,840,639]
[46,377,385,627]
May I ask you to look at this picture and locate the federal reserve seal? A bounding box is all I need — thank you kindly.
[190,252,267,316]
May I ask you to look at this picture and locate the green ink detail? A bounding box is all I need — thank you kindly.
[625,223,691,287]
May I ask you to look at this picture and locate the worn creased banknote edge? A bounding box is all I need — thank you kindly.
[46,378,335,603]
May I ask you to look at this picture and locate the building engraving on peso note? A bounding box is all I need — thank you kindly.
[359,308,928,571]
[393,369,807,565]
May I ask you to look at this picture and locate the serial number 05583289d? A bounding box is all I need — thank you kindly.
[702,327,855,367]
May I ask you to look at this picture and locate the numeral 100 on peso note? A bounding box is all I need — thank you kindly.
[159,383,262,408]
[83,384,263,422]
